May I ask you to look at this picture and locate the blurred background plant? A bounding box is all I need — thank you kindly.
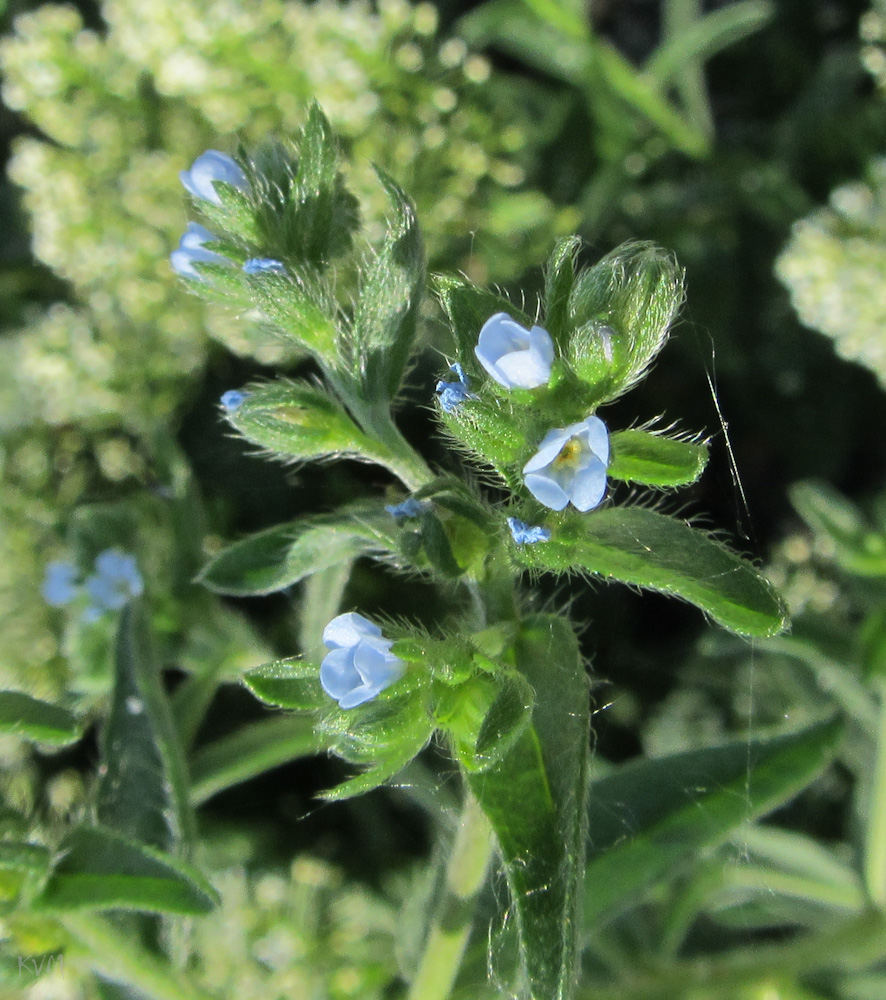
[3,0,886,997]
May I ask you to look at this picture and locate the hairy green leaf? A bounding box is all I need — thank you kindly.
[469,614,589,1000]
[34,827,218,916]
[608,429,708,487]
[584,718,841,926]
[0,692,81,746]
[517,507,787,637]
[198,510,394,597]
[244,657,327,711]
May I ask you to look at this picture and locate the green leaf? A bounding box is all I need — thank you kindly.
[608,429,708,487]
[352,171,425,400]
[648,1,774,86]
[544,236,582,347]
[0,692,81,746]
[419,509,463,578]
[225,379,381,461]
[34,827,218,916]
[468,614,589,1000]
[244,657,328,711]
[517,507,788,637]
[566,241,685,403]
[583,718,842,926]
[198,510,394,597]
[791,480,886,577]
[434,274,531,371]
[471,672,534,771]
[190,716,324,805]
[97,604,194,851]
[244,269,339,356]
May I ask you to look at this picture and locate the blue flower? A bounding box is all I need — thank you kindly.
[507,518,551,545]
[522,416,610,512]
[320,612,404,710]
[385,497,425,520]
[170,223,227,281]
[83,549,143,618]
[435,363,475,413]
[474,312,554,390]
[42,561,79,607]
[180,150,249,205]
[220,389,248,412]
[243,258,286,275]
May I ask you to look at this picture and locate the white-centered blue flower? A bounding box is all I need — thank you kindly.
[42,561,79,606]
[507,518,551,545]
[474,312,554,390]
[180,150,249,205]
[320,612,404,710]
[170,223,227,281]
[522,416,610,512]
[83,549,144,619]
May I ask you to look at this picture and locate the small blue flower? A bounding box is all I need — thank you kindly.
[435,362,475,413]
[41,561,80,607]
[320,612,404,710]
[220,389,248,412]
[243,258,286,275]
[522,416,610,512]
[180,150,249,205]
[475,312,554,390]
[170,222,227,281]
[83,549,143,618]
[507,518,551,545]
[385,497,425,520]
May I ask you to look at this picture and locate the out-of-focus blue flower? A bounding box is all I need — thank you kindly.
[435,362,475,413]
[83,549,144,618]
[507,518,551,545]
[474,312,554,390]
[42,561,79,607]
[385,498,425,520]
[243,258,286,275]
[170,223,227,281]
[180,150,249,205]
[320,612,404,710]
[522,416,610,512]
[220,389,248,411]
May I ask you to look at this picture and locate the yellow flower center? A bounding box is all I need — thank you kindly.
[553,436,583,470]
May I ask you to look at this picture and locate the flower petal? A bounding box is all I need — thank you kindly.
[523,426,572,473]
[529,325,555,368]
[568,459,608,512]
[524,472,570,510]
[323,611,381,650]
[353,641,402,689]
[320,647,362,701]
[578,415,610,465]
[495,348,551,389]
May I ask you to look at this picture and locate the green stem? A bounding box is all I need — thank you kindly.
[407,791,495,1000]
[865,678,886,907]
[59,914,218,1000]
[578,911,886,1000]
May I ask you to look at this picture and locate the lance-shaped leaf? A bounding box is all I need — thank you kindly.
[351,172,424,401]
[544,236,582,348]
[584,718,841,926]
[225,380,382,462]
[566,241,685,403]
[198,509,394,597]
[435,275,532,371]
[190,715,325,805]
[34,826,218,915]
[468,615,589,1000]
[608,429,708,487]
[791,480,886,577]
[97,603,194,851]
[517,508,787,637]
[244,269,339,356]
[244,657,328,711]
[0,692,81,747]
